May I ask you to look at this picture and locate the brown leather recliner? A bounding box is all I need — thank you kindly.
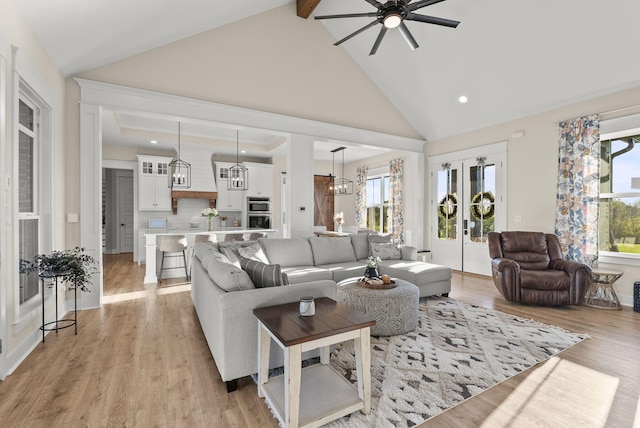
[487,231,591,306]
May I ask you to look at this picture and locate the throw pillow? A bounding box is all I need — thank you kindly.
[371,242,401,260]
[367,234,393,256]
[237,242,269,264]
[239,256,288,288]
[204,258,255,291]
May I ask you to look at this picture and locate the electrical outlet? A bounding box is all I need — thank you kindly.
[514,215,522,223]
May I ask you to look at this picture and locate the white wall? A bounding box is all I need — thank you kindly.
[425,85,640,306]
[0,0,67,377]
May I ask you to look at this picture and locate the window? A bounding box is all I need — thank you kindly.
[18,96,40,304]
[366,175,390,233]
[599,134,640,256]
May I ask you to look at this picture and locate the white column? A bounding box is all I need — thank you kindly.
[79,102,102,309]
[286,134,315,238]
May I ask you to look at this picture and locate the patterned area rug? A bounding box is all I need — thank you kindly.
[319,297,589,427]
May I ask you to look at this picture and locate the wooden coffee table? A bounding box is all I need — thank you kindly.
[253,297,375,428]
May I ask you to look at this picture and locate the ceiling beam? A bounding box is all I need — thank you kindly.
[297,0,322,18]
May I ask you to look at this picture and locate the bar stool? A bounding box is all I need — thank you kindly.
[158,235,189,282]
[224,234,244,242]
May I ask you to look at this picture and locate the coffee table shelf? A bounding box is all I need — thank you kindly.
[254,298,375,428]
[261,364,363,427]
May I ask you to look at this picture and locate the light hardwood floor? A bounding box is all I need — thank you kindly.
[1,253,639,427]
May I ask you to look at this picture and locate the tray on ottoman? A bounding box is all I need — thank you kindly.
[357,278,397,289]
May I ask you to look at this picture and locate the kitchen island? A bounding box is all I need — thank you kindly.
[143,228,276,283]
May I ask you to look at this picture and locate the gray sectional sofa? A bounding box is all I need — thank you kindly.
[190,235,451,391]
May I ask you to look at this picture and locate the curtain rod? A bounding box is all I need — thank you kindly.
[362,157,405,170]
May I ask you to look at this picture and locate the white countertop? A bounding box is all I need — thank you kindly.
[143,227,275,236]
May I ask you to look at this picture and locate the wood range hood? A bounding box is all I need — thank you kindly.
[171,191,217,215]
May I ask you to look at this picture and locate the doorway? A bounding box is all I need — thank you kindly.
[103,168,134,254]
[314,175,335,231]
[428,142,507,275]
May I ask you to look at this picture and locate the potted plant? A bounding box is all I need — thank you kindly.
[220,216,228,228]
[19,247,99,292]
[364,256,382,279]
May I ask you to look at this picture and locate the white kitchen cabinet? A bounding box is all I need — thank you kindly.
[137,155,172,211]
[246,163,273,197]
[215,162,244,211]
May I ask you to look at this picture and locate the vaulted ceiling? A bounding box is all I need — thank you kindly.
[17,0,640,145]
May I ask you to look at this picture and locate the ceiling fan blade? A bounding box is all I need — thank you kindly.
[369,27,388,56]
[406,13,460,28]
[408,0,446,12]
[364,0,384,8]
[334,20,380,46]
[398,23,419,50]
[315,12,378,20]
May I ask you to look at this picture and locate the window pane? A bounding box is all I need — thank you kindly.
[19,99,34,131]
[469,163,496,243]
[599,197,640,254]
[366,206,381,232]
[19,130,34,213]
[366,179,375,205]
[601,136,640,194]
[19,218,39,304]
[383,176,390,204]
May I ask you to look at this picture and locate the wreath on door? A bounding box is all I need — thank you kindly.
[470,191,495,220]
[438,194,457,219]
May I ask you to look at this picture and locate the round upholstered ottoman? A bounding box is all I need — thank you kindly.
[336,277,419,336]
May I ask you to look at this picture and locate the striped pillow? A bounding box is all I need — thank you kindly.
[239,256,289,288]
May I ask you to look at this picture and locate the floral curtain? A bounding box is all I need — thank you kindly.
[355,166,368,227]
[555,114,600,265]
[389,159,404,243]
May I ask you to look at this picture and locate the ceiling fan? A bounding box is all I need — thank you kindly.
[314,0,460,55]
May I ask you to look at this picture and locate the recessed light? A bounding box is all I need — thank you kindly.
[150,140,158,144]
[458,95,468,104]
[241,150,247,154]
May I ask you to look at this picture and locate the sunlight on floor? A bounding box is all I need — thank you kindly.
[634,394,640,427]
[102,283,191,304]
[481,356,618,428]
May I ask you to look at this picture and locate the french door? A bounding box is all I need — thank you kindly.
[429,143,507,275]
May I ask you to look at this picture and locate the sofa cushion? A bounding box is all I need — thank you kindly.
[367,234,393,255]
[259,238,315,267]
[240,256,288,288]
[317,261,366,283]
[309,237,357,266]
[217,241,258,267]
[280,266,333,284]
[381,261,452,285]
[193,242,221,267]
[371,242,401,260]
[350,234,370,260]
[237,242,269,263]
[204,257,254,292]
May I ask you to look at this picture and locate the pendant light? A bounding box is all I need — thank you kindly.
[330,147,353,196]
[169,122,191,189]
[228,130,248,191]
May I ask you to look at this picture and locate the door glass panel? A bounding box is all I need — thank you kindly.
[19,130,34,213]
[468,163,496,243]
[19,218,39,304]
[437,167,458,240]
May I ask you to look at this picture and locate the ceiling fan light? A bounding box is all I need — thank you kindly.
[383,13,402,29]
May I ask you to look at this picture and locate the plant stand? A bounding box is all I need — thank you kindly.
[40,271,78,342]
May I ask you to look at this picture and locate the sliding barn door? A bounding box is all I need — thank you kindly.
[314,175,334,230]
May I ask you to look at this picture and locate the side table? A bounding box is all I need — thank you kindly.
[40,271,78,342]
[584,268,623,310]
[253,297,375,428]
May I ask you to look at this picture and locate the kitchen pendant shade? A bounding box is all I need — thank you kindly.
[330,146,353,196]
[228,130,248,191]
[169,122,191,189]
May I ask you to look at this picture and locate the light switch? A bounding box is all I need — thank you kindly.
[67,213,79,223]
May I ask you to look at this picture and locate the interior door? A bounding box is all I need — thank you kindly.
[430,145,506,275]
[314,175,334,230]
[462,155,504,275]
[118,175,134,253]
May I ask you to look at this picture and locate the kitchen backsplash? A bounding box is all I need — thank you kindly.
[138,198,243,229]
